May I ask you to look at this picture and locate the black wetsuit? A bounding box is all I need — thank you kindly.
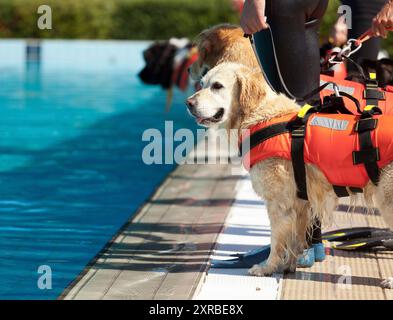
[264,0,329,100]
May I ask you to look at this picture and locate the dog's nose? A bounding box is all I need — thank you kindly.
[186,98,195,110]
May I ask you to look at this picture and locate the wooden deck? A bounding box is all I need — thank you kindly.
[62,159,239,299]
[281,200,393,300]
[62,131,393,300]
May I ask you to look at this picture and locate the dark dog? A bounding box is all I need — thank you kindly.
[347,58,393,86]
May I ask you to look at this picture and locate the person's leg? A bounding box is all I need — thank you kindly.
[342,0,386,71]
[266,0,328,266]
[264,0,328,100]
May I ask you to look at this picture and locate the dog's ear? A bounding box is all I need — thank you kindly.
[236,70,266,113]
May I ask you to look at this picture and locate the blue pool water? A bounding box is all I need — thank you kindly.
[0,40,196,299]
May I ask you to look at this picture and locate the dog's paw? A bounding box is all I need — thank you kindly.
[381,278,393,289]
[283,264,297,274]
[248,264,272,277]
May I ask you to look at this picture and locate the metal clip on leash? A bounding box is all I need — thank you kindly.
[332,83,341,97]
[329,28,393,65]
[329,38,363,65]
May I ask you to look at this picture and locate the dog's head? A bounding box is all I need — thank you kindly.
[189,24,259,81]
[376,59,393,87]
[347,58,393,87]
[186,63,268,128]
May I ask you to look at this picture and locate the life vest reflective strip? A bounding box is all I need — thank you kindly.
[240,110,393,196]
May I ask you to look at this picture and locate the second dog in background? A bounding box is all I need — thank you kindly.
[189,24,259,81]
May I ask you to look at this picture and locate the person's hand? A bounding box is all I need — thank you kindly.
[331,15,348,46]
[240,0,268,34]
[372,0,393,38]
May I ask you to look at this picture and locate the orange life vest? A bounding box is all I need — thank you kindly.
[240,110,393,193]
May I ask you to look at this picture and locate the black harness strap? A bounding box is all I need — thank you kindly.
[239,121,290,157]
[363,87,385,102]
[291,123,308,200]
[289,110,316,201]
[321,95,355,115]
[332,186,365,198]
[333,186,349,198]
[355,118,378,132]
[363,78,384,107]
[352,121,380,185]
[352,79,382,186]
[349,187,363,194]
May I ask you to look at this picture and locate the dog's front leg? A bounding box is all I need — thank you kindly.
[248,207,295,277]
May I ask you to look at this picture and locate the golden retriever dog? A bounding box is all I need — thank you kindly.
[185,62,393,289]
[189,24,259,81]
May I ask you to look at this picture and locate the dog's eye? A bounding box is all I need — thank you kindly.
[212,82,224,90]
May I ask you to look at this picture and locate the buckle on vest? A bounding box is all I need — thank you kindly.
[365,78,379,88]
[369,72,377,80]
[363,89,385,101]
[361,105,382,118]
[297,104,314,119]
[353,148,380,165]
[354,118,378,133]
[291,126,306,138]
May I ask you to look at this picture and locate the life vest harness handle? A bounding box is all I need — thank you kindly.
[301,77,368,115]
[336,91,363,114]
[304,91,379,120]
[300,84,362,116]
[300,81,340,103]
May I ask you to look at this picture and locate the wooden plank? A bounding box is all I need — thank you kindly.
[281,202,391,300]
[63,160,238,299]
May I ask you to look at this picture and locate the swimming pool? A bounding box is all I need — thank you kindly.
[0,40,196,299]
